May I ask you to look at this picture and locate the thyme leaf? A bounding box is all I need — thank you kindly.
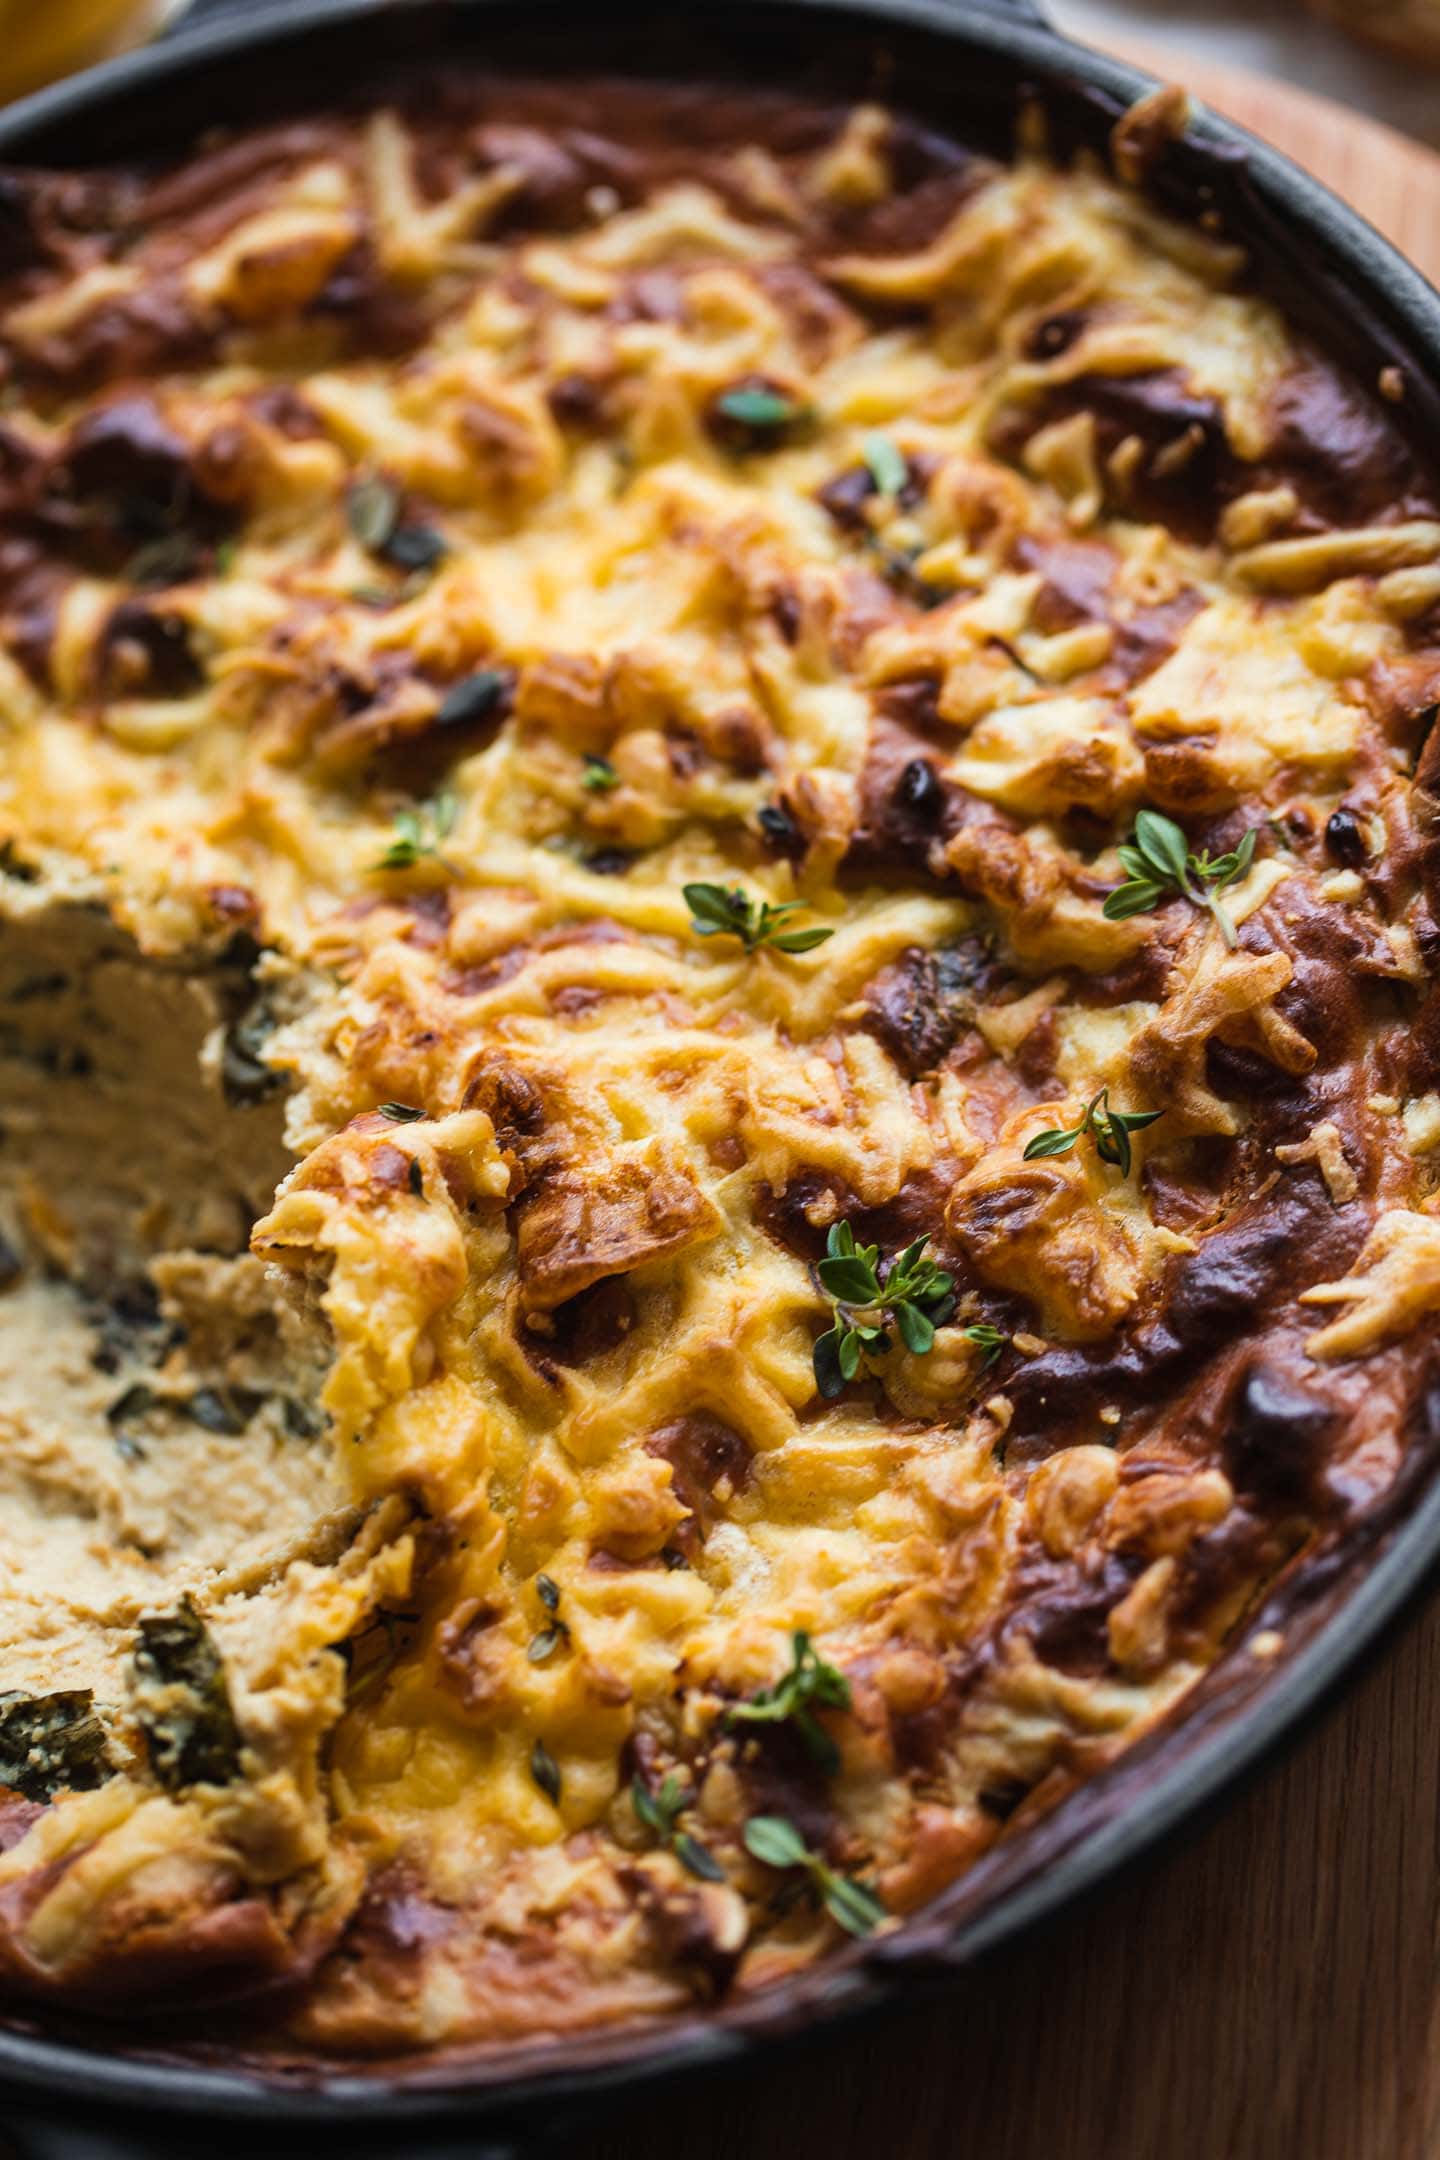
[963,1321,1009,1368]
[727,1630,850,1773]
[581,752,619,793]
[346,476,400,552]
[632,1772,726,1881]
[861,431,908,501]
[742,1813,885,1938]
[374,791,459,873]
[718,386,801,429]
[710,382,812,448]
[527,1574,571,1664]
[434,669,508,731]
[530,1737,562,1805]
[346,475,447,574]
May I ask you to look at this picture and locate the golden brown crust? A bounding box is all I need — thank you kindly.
[0,71,1439,2060]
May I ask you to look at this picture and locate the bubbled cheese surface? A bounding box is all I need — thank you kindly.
[0,75,1438,2057]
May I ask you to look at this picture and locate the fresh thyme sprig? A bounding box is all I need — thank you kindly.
[727,1631,851,1774]
[1102,809,1258,948]
[631,1773,726,1882]
[812,1222,955,1399]
[742,1814,886,1939]
[963,1321,1009,1368]
[683,882,834,956]
[1023,1088,1163,1178]
[581,753,619,793]
[374,791,459,872]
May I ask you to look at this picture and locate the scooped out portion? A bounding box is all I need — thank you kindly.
[0,67,1439,2061]
[0,894,394,2001]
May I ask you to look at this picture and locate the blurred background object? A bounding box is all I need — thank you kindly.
[1057,0,1440,145]
[1306,0,1440,64]
[3,0,1439,148]
[0,0,181,104]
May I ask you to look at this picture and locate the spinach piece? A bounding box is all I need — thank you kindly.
[0,1689,113,1801]
[220,1001,284,1106]
[130,1599,242,1792]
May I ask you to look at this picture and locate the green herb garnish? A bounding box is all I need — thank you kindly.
[526,1573,571,1664]
[0,1690,113,1802]
[813,1222,954,1399]
[727,1630,850,1774]
[434,669,508,730]
[581,753,619,793]
[683,881,833,956]
[632,1773,726,1882]
[742,1814,885,1938]
[130,1599,242,1793]
[530,1736,563,1805]
[1102,809,1258,948]
[384,524,447,571]
[963,1322,1009,1368]
[346,476,400,551]
[861,432,908,501]
[374,791,459,872]
[346,476,447,573]
[1023,1088,1162,1178]
[713,384,810,440]
[378,1101,425,1123]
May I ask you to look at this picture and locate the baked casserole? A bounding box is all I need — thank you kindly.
[0,70,1437,2056]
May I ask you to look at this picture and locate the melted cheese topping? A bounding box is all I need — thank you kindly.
[1,76,1439,2058]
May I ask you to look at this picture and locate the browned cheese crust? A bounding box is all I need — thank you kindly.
[0,73,1438,2060]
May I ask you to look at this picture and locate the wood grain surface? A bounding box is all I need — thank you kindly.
[592,57,1440,2160]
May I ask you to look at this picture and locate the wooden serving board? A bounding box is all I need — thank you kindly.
[593,58,1440,2160]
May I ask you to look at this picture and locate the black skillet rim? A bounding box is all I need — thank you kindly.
[0,0,1438,2133]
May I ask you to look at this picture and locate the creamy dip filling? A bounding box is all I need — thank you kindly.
[0,895,343,1714]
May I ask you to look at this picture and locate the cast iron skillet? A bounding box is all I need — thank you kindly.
[3,0,1440,2151]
